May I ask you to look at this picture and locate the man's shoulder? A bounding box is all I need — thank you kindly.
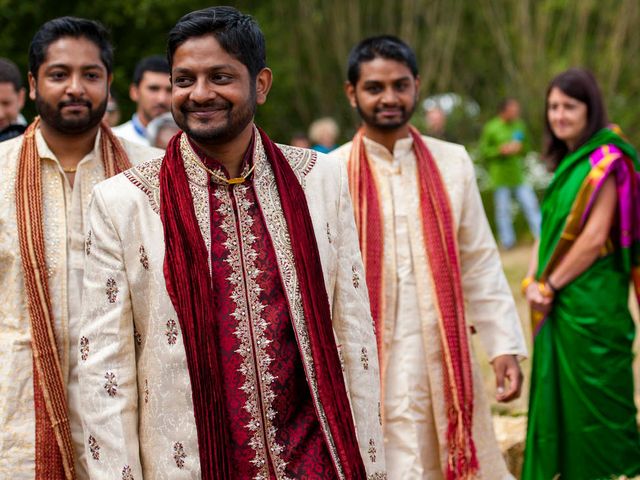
[421,135,468,159]
[111,120,133,135]
[329,141,355,163]
[274,143,338,181]
[112,121,149,146]
[95,156,163,205]
[118,136,164,166]
[0,134,24,168]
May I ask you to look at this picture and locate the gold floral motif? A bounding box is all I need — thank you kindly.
[326,222,332,244]
[139,245,149,270]
[361,346,369,370]
[368,438,377,463]
[352,265,360,289]
[173,442,186,469]
[144,379,149,404]
[367,473,387,479]
[79,336,89,361]
[166,319,179,345]
[85,230,92,256]
[104,371,118,397]
[106,277,118,303]
[122,465,134,480]
[88,435,100,460]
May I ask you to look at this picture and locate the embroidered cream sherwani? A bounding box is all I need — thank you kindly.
[332,135,527,480]
[77,131,386,479]
[0,129,161,479]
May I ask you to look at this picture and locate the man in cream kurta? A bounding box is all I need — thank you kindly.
[77,7,385,480]
[332,35,527,479]
[0,17,161,479]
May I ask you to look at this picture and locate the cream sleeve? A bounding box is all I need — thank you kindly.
[77,187,143,479]
[330,160,387,479]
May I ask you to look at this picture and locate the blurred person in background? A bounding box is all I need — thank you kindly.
[424,105,448,140]
[290,131,311,148]
[113,54,170,145]
[103,87,120,127]
[309,116,339,153]
[145,111,180,149]
[479,98,541,249]
[0,57,27,142]
[522,68,640,480]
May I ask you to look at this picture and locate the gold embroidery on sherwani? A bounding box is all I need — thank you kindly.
[252,134,345,479]
[214,186,269,479]
[138,245,149,270]
[104,371,118,397]
[79,336,89,361]
[87,435,100,460]
[234,184,290,480]
[173,442,186,469]
[121,465,134,480]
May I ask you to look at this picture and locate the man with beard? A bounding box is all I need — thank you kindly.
[0,17,161,479]
[77,7,385,480]
[331,36,527,479]
[113,55,171,146]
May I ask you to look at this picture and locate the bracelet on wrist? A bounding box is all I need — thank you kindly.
[520,276,534,296]
[538,281,555,299]
[546,277,558,293]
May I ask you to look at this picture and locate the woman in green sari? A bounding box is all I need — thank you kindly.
[522,68,640,479]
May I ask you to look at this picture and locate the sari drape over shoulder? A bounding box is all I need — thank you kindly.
[523,128,640,480]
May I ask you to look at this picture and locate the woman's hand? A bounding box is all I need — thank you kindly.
[525,281,554,316]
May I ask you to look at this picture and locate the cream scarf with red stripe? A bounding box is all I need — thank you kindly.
[16,118,131,479]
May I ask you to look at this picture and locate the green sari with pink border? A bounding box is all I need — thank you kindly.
[523,128,640,480]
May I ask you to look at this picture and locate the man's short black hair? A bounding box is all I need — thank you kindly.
[28,16,113,78]
[347,35,418,85]
[167,6,266,80]
[0,58,23,91]
[132,55,169,85]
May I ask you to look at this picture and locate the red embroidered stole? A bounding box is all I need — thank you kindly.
[16,118,131,479]
[160,130,366,480]
[347,127,478,479]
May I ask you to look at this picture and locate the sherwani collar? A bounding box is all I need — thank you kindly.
[362,133,414,161]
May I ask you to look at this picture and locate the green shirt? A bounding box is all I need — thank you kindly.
[478,116,530,188]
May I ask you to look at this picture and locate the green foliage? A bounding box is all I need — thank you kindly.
[1,0,639,148]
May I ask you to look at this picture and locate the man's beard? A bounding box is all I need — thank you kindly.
[356,96,417,131]
[35,93,107,135]
[173,88,256,146]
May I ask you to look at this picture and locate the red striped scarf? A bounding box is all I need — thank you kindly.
[347,126,478,479]
[16,118,131,479]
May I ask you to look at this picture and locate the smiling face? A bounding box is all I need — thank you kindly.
[346,57,419,133]
[170,34,271,148]
[547,86,588,149]
[29,36,110,135]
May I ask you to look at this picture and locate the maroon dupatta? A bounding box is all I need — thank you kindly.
[160,129,366,479]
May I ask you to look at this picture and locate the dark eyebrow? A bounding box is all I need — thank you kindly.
[173,64,239,76]
[45,63,104,71]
